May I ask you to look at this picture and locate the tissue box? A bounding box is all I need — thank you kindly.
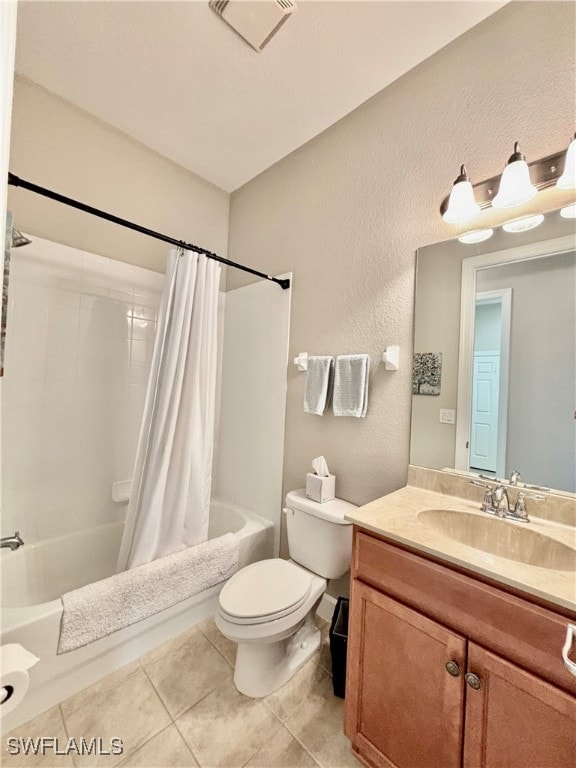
[306,473,336,503]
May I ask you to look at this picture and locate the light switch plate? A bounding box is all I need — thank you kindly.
[439,409,456,425]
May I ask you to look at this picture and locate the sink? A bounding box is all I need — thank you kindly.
[417,509,576,571]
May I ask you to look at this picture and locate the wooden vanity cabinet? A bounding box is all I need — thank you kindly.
[344,529,576,768]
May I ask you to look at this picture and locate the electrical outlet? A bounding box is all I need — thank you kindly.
[439,409,456,425]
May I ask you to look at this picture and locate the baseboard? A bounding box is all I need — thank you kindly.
[316,593,337,623]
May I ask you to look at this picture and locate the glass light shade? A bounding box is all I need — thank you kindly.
[560,203,576,219]
[442,179,481,224]
[557,136,576,189]
[492,159,538,209]
[457,228,494,244]
[502,214,544,233]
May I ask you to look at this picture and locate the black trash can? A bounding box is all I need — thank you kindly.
[329,597,349,698]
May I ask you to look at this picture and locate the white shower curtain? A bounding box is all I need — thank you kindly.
[117,249,221,571]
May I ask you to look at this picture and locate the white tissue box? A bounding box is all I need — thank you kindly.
[306,473,336,503]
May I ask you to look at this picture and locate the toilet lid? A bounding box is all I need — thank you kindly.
[219,559,312,622]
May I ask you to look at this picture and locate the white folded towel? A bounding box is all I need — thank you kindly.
[304,355,334,415]
[333,354,370,417]
[58,533,239,653]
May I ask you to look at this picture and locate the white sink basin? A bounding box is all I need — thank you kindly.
[417,509,576,572]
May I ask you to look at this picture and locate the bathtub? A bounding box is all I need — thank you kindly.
[0,499,274,734]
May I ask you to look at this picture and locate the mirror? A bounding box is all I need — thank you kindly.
[411,207,576,494]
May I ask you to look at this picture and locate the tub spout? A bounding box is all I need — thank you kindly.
[1,531,24,550]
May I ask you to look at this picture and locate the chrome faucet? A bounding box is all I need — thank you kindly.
[470,481,544,523]
[1,531,24,551]
[492,485,511,517]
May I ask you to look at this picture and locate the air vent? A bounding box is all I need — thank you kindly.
[209,0,296,52]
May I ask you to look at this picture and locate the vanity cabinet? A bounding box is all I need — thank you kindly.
[344,530,576,768]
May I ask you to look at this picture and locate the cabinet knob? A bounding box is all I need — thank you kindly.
[465,672,482,690]
[445,660,461,677]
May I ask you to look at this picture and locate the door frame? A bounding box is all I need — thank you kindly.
[454,235,575,476]
[469,289,511,478]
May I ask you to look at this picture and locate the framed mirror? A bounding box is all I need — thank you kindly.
[411,207,576,494]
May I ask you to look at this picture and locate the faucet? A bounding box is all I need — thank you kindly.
[1,531,24,551]
[470,481,544,523]
[492,485,511,517]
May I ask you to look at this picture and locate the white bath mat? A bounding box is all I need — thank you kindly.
[58,533,239,653]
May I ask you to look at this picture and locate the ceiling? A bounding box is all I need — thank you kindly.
[15,1,506,192]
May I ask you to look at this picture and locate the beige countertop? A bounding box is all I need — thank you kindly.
[344,485,576,612]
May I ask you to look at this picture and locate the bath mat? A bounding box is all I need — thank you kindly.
[58,533,239,653]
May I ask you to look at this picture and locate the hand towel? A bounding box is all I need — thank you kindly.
[304,355,334,415]
[333,354,370,417]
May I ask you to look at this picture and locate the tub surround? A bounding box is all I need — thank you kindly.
[343,467,576,612]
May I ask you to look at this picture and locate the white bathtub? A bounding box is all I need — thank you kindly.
[0,499,274,734]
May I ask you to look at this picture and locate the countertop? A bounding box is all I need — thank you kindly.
[344,485,576,612]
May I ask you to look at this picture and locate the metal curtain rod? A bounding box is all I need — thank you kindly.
[7,173,290,290]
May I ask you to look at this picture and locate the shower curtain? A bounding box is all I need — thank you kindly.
[117,249,221,571]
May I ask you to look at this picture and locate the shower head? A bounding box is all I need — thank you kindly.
[11,228,32,248]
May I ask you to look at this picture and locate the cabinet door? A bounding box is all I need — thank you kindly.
[345,580,467,768]
[463,643,576,768]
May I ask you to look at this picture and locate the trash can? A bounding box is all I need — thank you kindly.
[329,596,349,698]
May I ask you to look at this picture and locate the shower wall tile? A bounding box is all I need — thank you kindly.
[1,236,164,542]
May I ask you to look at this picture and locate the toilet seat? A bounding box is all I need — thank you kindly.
[218,559,312,625]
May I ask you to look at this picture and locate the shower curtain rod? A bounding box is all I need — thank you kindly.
[7,173,290,290]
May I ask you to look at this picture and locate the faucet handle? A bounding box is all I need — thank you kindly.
[470,480,495,512]
[512,492,544,522]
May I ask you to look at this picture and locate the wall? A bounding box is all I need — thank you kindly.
[213,276,291,555]
[8,76,229,274]
[1,235,163,542]
[227,2,576,521]
[476,251,576,491]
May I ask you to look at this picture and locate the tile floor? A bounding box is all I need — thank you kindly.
[2,618,361,768]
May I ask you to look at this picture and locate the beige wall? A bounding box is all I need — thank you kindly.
[8,76,229,274]
[227,1,576,533]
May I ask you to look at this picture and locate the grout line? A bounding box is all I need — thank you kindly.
[172,714,203,767]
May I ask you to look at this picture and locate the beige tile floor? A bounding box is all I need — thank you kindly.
[2,619,361,768]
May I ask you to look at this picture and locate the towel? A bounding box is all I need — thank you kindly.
[304,355,334,415]
[333,354,370,417]
[58,533,239,653]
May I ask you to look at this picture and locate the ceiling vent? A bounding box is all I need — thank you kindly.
[209,0,296,52]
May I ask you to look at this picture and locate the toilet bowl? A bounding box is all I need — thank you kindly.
[216,490,357,698]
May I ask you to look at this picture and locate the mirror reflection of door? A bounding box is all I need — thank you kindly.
[470,291,511,477]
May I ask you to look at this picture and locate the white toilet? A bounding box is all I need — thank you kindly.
[216,489,357,698]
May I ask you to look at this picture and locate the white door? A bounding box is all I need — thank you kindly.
[469,351,500,472]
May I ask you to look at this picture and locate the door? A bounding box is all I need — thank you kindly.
[463,643,576,768]
[345,580,466,768]
[469,351,500,472]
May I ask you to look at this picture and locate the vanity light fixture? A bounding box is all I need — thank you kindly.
[502,214,545,233]
[457,228,494,244]
[556,133,576,189]
[441,165,481,224]
[440,135,574,221]
[560,203,576,218]
[492,142,538,209]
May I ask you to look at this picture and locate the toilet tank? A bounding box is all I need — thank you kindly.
[284,490,356,579]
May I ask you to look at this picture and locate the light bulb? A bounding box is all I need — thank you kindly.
[442,165,481,224]
[492,142,537,209]
[560,203,576,219]
[502,214,544,233]
[557,133,576,190]
[457,229,494,244]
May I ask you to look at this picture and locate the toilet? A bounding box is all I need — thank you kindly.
[216,489,357,698]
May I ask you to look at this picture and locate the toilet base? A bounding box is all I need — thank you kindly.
[233,613,321,698]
